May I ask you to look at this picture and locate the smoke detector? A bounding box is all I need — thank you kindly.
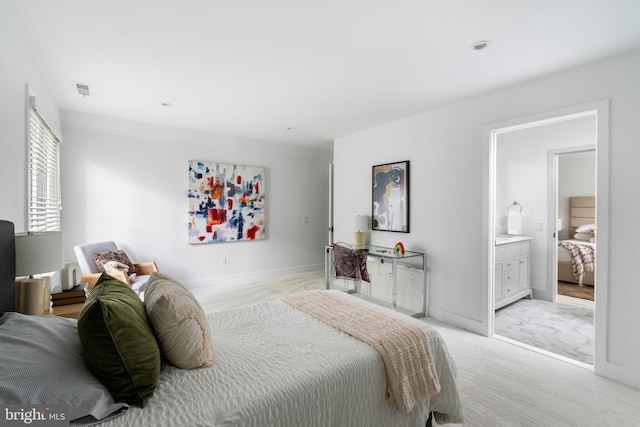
[471,40,490,50]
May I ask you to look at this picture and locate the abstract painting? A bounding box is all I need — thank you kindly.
[188,160,265,244]
[372,160,409,233]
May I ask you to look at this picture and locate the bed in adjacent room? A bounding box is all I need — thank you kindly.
[557,196,596,286]
[0,222,463,426]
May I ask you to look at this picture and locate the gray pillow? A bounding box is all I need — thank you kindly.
[144,272,214,369]
[0,312,128,424]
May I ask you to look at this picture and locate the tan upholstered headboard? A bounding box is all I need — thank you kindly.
[569,196,595,237]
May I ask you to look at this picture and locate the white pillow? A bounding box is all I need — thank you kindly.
[144,272,214,369]
[575,224,595,233]
[573,232,591,241]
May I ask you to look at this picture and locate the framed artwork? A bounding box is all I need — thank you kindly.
[188,160,266,244]
[372,160,409,233]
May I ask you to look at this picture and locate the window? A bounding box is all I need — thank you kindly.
[27,95,62,231]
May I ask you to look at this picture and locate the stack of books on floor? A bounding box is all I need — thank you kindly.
[50,283,87,306]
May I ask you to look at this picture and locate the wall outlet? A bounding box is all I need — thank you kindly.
[220,256,227,265]
[536,223,544,231]
[302,216,309,224]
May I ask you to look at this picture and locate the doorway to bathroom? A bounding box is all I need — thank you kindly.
[487,101,608,368]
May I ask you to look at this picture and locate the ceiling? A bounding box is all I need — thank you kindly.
[5,1,640,150]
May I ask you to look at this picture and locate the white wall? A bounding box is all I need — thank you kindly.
[60,111,332,288]
[0,2,64,305]
[334,47,640,389]
[0,1,61,231]
[496,116,596,298]
[558,151,596,240]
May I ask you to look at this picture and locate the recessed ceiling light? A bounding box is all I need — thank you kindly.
[161,102,173,107]
[471,40,490,50]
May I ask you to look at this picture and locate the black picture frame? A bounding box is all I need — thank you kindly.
[372,160,410,233]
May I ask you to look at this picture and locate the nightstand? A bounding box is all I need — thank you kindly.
[46,303,84,319]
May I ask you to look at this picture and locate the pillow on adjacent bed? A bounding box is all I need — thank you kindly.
[77,273,160,407]
[573,232,592,241]
[144,272,214,369]
[0,312,128,424]
[575,224,596,233]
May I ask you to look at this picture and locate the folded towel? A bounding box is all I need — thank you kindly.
[508,210,522,235]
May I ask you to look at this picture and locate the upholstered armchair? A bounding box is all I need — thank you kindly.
[73,241,157,296]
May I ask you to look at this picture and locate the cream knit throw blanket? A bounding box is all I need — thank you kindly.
[282,290,441,413]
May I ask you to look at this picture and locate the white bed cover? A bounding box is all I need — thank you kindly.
[97,290,463,426]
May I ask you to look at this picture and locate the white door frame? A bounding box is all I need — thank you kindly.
[546,145,596,303]
[485,100,609,371]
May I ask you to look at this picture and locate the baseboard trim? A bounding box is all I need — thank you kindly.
[595,360,640,390]
[532,288,551,301]
[428,306,485,335]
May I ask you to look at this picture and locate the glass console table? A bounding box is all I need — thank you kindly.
[325,244,427,318]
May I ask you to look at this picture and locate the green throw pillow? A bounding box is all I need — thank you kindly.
[77,272,161,407]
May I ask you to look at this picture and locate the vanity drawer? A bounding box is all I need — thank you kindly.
[504,242,529,257]
[503,259,516,271]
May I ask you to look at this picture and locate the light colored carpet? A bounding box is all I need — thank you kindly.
[494,298,594,365]
[192,270,640,426]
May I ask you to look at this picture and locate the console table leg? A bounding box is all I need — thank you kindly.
[391,259,397,311]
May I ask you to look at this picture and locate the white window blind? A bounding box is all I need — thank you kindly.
[28,98,62,231]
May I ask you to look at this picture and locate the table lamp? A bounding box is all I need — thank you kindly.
[15,231,64,315]
[353,215,368,246]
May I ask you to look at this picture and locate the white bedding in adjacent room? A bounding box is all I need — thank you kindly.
[558,239,595,263]
[97,290,463,426]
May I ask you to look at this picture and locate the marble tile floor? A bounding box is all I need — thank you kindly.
[494,298,594,365]
[557,293,595,309]
[190,270,640,426]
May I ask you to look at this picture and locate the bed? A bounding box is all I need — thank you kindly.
[557,196,595,286]
[0,223,463,426]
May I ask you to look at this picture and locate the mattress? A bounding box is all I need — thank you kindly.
[97,290,463,426]
[558,239,595,263]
